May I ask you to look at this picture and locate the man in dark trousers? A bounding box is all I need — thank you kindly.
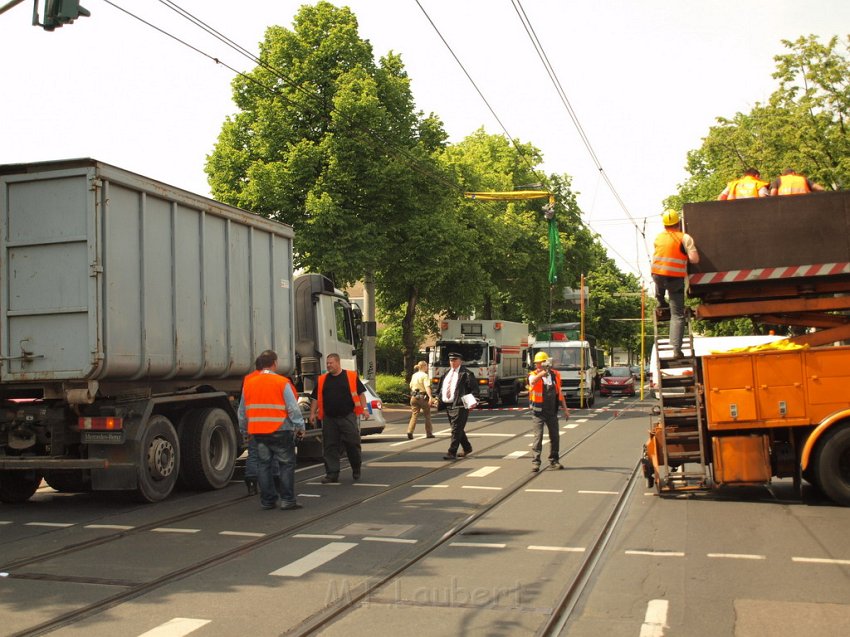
[309,353,370,483]
[528,351,570,471]
[435,352,477,460]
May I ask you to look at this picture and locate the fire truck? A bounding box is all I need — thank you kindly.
[430,320,528,405]
[644,190,850,506]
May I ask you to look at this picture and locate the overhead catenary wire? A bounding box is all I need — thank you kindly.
[413,0,644,276]
[509,0,653,274]
[103,0,466,198]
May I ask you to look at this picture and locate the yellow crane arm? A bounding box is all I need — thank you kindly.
[464,191,555,206]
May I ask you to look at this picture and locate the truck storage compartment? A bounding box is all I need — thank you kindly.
[712,434,771,485]
[0,159,295,392]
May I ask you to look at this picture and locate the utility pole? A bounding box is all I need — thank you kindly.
[361,271,377,388]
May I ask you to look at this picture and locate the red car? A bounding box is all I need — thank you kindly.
[599,366,636,397]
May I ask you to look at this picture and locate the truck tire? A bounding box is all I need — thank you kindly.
[502,384,519,406]
[297,437,324,460]
[813,424,850,506]
[0,470,42,503]
[178,408,237,490]
[135,415,180,503]
[44,470,91,493]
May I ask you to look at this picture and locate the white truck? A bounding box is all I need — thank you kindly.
[0,158,363,503]
[430,320,529,405]
[530,324,598,408]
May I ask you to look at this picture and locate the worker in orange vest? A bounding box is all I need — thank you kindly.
[717,168,769,200]
[528,351,569,472]
[239,350,305,510]
[769,168,825,196]
[309,353,369,483]
[651,209,700,359]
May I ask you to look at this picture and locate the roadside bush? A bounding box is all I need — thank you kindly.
[376,373,407,404]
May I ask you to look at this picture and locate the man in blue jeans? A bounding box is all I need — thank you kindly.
[240,357,279,496]
[238,350,305,510]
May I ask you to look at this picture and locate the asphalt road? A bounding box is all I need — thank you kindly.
[1,394,849,637]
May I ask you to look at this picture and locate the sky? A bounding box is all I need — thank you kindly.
[1,0,848,284]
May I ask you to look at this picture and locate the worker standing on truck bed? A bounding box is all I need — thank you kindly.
[528,352,569,471]
[651,209,700,359]
[769,168,825,196]
[240,350,305,510]
[717,168,769,200]
[309,353,369,484]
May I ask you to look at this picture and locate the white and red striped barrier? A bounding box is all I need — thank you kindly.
[690,262,850,286]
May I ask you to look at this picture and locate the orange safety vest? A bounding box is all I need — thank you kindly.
[651,230,688,278]
[727,175,768,199]
[243,372,292,434]
[316,369,364,420]
[528,369,562,410]
[777,174,810,195]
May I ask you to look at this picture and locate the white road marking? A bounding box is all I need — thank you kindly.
[578,490,619,495]
[525,488,563,493]
[0,521,12,525]
[466,466,499,478]
[412,484,449,489]
[85,524,134,530]
[450,542,506,549]
[151,528,201,534]
[639,599,669,637]
[527,545,585,552]
[564,424,579,429]
[299,493,322,497]
[462,485,502,490]
[353,483,390,487]
[792,556,850,565]
[390,438,418,447]
[270,542,358,577]
[465,433,514,437]
[625,550,684,557]
[294,534,346,540]
[137,617,211,637]
[504,450,529,459]
[307,482,341,486]
[362,537,418,544]
[707,553,766,560]
[25,522,74,528]
[219,531,266,538]
[574,418,588,423]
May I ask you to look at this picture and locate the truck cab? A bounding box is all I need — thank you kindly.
[530,339,596,408]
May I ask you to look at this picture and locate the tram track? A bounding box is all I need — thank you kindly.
[283,408,632,636]
[6,403,636,636]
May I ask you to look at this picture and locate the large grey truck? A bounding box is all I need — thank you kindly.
[0,159,361,503]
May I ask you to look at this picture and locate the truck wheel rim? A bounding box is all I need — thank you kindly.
[148,437,176,480]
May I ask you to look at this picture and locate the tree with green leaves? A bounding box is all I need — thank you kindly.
[670,34,849,209]
[206,2,446,286]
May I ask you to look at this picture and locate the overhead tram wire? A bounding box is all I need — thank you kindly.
[413,1,643,275]
[510,0,653,271]
[103,0,464,198]
[412,0,546,186]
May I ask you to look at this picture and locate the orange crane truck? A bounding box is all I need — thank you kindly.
[644,191,850,505]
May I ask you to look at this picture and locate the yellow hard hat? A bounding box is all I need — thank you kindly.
[534,351,549,363]
[662,209,680,226]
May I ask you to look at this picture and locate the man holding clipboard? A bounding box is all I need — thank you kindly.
[434,352,477,460]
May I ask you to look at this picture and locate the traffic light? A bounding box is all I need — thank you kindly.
[39,0,90,31]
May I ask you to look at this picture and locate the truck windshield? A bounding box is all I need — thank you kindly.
[437,344,487,366]
[534,347,586,370]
